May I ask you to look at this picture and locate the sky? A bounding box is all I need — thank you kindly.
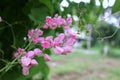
[60,0,116,8]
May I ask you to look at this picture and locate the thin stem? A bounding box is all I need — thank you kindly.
[98,29,118,41]
[3,20,16,46]
[0,59,9,63]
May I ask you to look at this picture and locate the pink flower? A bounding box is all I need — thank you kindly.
[20,56,38,75]
[13,52,19,58]
[67,30,76,39]
[21,56,31,67]
[13,48,25,58]
[58,33,65,42]
[35,29,43,36]
[63,25,70,29]
[31,59,38,66]
[60,18,66,25]
[28,29,34,36]
[66,17,72,24]
[17,48,24,53]
[46,16,52,24]
[54,46,64,54]
[64,38,76,46]
[44,54,51,61]
[62,46,73,55]
[27,29,43,44]
[34,48,42,55]
[38,37,45,43]
[45,36,53,42]
[52,40,61,47]
[43,24,48,29]
[33,37,39,44]
[22,66,30,75]
[26,51,35,58]
[41,41,51,49]
[49,23,57,29]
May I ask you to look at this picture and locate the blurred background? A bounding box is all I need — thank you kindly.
[0,0,120,80]
[47,0,120,80]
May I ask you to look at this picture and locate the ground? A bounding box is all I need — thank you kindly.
[49,48,120,80]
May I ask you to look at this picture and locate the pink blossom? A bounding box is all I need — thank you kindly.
[44,54,51,61]
[13,52,19,58]
[46,16,52,24]
[41,41,51,49]
[63,25,70,29]
[17,48,24,53]
[26,51,35,58]
[54,46,64,54]
[49,23,57,29]
[45,36,53,42]
[66,17,72,24]
[52,40,61,47]
[64,38,76,46]
[22,66,30,75]
[35,29,43,36]
[28,29,43,43]
[20,56,39,75]
[67,30,76,39]
[33,37,39,44]
[60,18,66,25]
[62,46,73,55]
[58,33,65,42]
[28,29,34,36]
[13,48,25,58]
[31,59,38,66]
[34,48,42,55]
[38,37,45,43]
[21,56,31,66]
[43,24,48,29]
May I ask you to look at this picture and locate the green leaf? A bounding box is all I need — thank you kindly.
[39,0,54,15]
[112,0,120,13]
[29,8,49,25]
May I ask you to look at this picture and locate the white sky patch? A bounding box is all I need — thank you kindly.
[73,15,79,21]
[103,0,109,8]
[70,0,90,3]
[103,0,116,8]
[67,14,72,17]
[60,6,64,11]
[108,0,116,7]
[60,0,69,7]
[95,0,101,6]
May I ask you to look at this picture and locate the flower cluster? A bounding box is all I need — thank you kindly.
[53,30,76,55]
[14,14,76,75]
[28,28,43,44]
[43,14,72,29]
[14,48,51,75]
[28,29,76,55]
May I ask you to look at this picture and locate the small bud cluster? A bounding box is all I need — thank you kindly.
[43,14,72,29]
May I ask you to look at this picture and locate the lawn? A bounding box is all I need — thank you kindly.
[49,47,120,80]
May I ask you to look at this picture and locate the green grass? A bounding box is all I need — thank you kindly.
[49,47,120,80]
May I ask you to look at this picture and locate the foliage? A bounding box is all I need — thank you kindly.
[92,22,120,47]
[112,0,120,13]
